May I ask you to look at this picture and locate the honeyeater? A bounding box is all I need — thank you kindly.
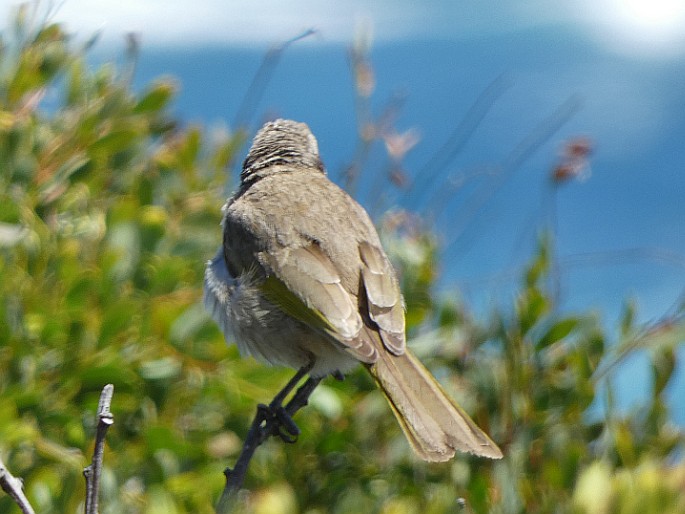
[204,119,502,461]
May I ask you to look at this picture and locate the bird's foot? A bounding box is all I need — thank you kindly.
[256,403,300,443]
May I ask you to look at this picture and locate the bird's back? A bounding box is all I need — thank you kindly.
[224,168,383,294]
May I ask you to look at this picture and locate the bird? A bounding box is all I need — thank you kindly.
[204,119,502,462]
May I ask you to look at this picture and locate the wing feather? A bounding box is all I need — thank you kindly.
[260,243,377,363]
[359,241,405,355]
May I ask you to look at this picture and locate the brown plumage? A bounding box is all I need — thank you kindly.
[204,119,502,461]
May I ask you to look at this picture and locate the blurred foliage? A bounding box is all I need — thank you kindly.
[1,5,684,514]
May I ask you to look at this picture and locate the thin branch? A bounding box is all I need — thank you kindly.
[410,73,512,207]
[340,44,377,195]
[216,371,322,513]
[233,28,318,130]
[442,95,581,260]
[83,384,114,514]
[593,313,685,383]
[0,456,36,514]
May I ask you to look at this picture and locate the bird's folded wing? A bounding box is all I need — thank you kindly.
[359,241,406,355]
[259,243,377,363]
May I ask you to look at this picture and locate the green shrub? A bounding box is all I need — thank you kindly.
[1,7,683,514]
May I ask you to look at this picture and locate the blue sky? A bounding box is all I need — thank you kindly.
[3,1,684,420]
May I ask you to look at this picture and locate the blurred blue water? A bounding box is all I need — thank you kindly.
[119,26,684,426]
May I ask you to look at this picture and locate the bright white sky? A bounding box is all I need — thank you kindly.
[2,0,685,57]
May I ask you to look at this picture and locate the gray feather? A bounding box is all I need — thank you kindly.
[203,248,236,342]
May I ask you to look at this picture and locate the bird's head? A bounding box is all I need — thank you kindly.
[241,119,325,184]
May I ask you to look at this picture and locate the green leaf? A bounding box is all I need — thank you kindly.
[524,234,550,287]
[620,299,636,337]
[89,129,139,156]
[79,364,138,390]
[133,81,176,114]
[536,317,579,350]
[652,347,676,396]
[178,127,202,170]
[518,287,549,334]
[139,357,182,381]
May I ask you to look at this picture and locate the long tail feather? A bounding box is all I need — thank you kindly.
[367,349,502,461]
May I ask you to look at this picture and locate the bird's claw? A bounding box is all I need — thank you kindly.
[257,403,300,443]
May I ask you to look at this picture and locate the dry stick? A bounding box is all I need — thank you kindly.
[83,384,114,514]
[233,28,318,130]
[410,74,513,208]
[216,372,322,513]
[593,312,685,384]
[442,95,582,263]
[365,92,410,215]
[225,28,317,175]
[0,456,36,514]
[341,46,378,196]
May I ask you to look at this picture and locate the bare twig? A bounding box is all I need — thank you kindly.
[0,456,36,514]
[83,384,114,514]
[593,313,685,383]
[233,28,318,130]
[340,43,376,195]
[410,73,512,207]
[216,368,322,513]
[442,95,581,260]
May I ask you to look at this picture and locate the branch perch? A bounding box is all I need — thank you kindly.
[0,456,36,514]
[83,383,114,514]
[216,368,322,513]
